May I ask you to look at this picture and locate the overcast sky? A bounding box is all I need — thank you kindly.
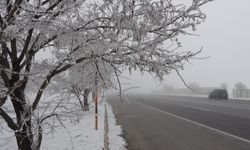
[122,0,250,92]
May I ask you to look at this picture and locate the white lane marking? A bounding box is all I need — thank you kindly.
[224,105,250,111]
[134,101,250,144]
[182,105,212,112]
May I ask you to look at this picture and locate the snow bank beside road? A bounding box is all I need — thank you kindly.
[0,99,126,150]
[107,104,127,150]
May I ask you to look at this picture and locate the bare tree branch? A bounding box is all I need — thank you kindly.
[0,107,18,131]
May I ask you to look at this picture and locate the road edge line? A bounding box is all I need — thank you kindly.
[134,101,250,144]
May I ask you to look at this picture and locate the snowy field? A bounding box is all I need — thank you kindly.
[0,95,126,150]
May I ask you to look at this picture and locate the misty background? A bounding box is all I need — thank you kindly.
[121,0,250,94]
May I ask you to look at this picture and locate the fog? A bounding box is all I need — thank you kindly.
[122,0,250,93]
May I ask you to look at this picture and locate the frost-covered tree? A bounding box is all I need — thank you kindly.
[235,82,247,90]
[221,83,228,89]
[188,82,200,91]
[234,82,247,97]
[0,0,212,149]
[54,61,114,111]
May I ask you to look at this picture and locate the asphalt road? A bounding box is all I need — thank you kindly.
[108,94,250,150]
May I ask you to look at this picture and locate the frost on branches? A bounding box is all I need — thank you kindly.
[53,61,114,111]
[0,0,212,149]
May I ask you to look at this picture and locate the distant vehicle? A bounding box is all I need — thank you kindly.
[208,89,228,100]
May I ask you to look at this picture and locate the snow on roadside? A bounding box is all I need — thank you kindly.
[0,98,127,150]
[107,104,127,150]
[41,104,105,150]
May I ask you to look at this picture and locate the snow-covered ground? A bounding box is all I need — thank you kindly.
[0,95,127,150]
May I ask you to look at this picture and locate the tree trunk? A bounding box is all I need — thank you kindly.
[15,130,33,150]
[15,127,42,150]
[72,85,84,110]
[10,88,41,150]
[83,89,90,111]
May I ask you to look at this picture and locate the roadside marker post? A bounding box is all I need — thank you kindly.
[94,71,98,130]
[95,92,98,130]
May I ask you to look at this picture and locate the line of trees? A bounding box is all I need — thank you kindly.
[0,0,211,149]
